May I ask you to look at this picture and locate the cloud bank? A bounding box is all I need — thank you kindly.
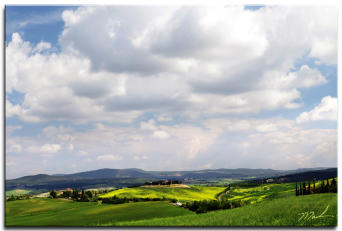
[6,6,337,123]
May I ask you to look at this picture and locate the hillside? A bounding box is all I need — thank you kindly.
[220,183,295,203]
[5,199,192,226]
[6,167,331,190]
[244,168,338,184]
[117,193,337,227]
[5,181,337,227]
[99,186,225,202]
[66,168,155,179]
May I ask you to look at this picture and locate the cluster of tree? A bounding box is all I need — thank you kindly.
[100,195,171,204]
[79,190,96,202]
[127,184,146,188]
[295,178,337,196]
[50,189,99,202]
[49,190,57,198]
[6,194,31,201]
[184,199,249,214]
[101,196,130,204]
[144,179,182,186]
[95,188,115,194]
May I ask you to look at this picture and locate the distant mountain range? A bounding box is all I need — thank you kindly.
[5,167,334,191]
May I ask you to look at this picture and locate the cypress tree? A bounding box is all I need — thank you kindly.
[331,178,337,193]
[72,189,79,200]
[50,190,57,198]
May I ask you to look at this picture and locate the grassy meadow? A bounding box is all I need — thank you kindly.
[5,198,193,226]
[117,193,337,227]
[99,186,226,202]
[5,183,337,227]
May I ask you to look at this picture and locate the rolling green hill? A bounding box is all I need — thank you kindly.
[220,183,295,203]
[117,193,337,227]
[5,198,193,226]
[99,186,226,202]
[5,183,336,227]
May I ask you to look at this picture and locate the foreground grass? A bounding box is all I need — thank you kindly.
[117,193,337,227]
[6,198,192,226]
[100,186,225,202]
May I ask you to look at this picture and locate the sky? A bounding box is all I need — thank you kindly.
[5,5,338,179]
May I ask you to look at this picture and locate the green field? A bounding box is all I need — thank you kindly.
[187,178,241,186]
[6,189,32,197]
[117,193,337,227]
[222,183,295,204]
[6,183,337,227]
[5,198,193,226]
[100,186,226,202]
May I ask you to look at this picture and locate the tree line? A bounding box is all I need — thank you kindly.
[49,189,180,204]
[100,195,176,204]
[144,179,182,186]
[295,178,337,196]
[6,194,31,201]
[184,199,249,214]
[49,189,101,202]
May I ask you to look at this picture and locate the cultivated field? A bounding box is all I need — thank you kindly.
[221,183,295,204]
[99,186,226,202]
[6,182,337,227]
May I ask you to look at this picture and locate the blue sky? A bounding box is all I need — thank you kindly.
[6,6,76,45]
[5,5,337,179]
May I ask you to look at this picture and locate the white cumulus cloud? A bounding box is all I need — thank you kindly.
[296,96,337,123]
[152,130,170,139]
[6,100,22,118]
[40,144,61,153]
[6,6,337,124]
